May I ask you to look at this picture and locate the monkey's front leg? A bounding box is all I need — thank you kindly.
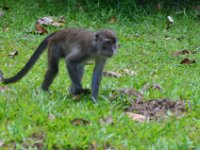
[66,62,83,95]
[91,58,106,103]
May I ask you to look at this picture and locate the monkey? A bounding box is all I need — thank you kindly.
[1,28,117,103]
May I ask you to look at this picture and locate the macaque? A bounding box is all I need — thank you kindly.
[1,28,117,102]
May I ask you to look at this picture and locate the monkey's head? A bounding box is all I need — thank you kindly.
[94,29,117,58]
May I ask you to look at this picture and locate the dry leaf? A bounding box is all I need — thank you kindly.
[37,16,53,25]
[58,16,65,23]
[73,95,81,101]
[0,140,4,147]
[36,22,48,34]
[141,83,162,94]
[170,50,190,56]
[104,144,115,150]
[103,71,122,78]
[180,58,196,64]
[0,86,7,92]
[167,16,174,24]
[121,69,136,76]
[71,118,90,126]
[8,50,18,58]
[166,16,174,30]
[48,114,55,120]
[119,88,143,102]
[100,116,114,125]
[37,16,65,27]
[109,16,116,23]
[126,112,146,122]
[51,22,63,27]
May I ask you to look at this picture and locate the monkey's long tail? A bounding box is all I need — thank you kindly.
[3,33,55,84]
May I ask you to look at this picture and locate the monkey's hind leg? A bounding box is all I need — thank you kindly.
[42,47,59,91]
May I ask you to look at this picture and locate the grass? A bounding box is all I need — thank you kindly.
[0,0,200,149]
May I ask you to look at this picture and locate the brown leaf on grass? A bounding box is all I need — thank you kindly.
[180,58,196,64]
[109,16,116,23]
[103,71,122,78]
[31,132,45,150]
[170,50,190,56]
[37,16,53,25]
[0,86,7,92]
[48,114,55,120]
[71,118,90,126]
[119,88,143,102]
[121,69,136,76]
[36,22,48,35]
[126,112,146,122]
[166,16,174,30]
[8,50,18,58]
[0,140,4,147]
[104,144,115,150]
[141,83,162,94]
[100,116,114,125]
[37,16,65,27]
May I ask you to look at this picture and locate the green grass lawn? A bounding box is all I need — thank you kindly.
[0,1,200,149]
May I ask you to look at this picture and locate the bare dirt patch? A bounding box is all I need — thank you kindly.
[126,98,186,120]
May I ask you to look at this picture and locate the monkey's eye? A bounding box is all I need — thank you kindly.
[106,41,111,44]
[102,46,106,50]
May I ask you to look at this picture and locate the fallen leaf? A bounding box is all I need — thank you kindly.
[0,140,4,147]
[166,16,174,30]
[51,22,63,27]
[109,16,116,23]
[119,88,143,102]
[170,50,190,56]
[8,50,18,58]
[104,144,115,150]
[0,86,7,92]
[37,16,65,27]
[121,69,136,76]
[126,112,146,122]
[48,114,55,120]
[141,83,162,94]
[180,58,196,64]
[37,16,53,25]
[71,118,90,126]
[103,71,122,78]
[58,16,65,23]
[167,16,174,24]
[100,116,114,125]
[36,22,48,34]
[73,95,81,101]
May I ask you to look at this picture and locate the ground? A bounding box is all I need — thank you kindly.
[0,1,200,149]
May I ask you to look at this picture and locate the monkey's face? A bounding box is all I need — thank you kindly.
[95,30,117,58]
[100,39,117,57]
